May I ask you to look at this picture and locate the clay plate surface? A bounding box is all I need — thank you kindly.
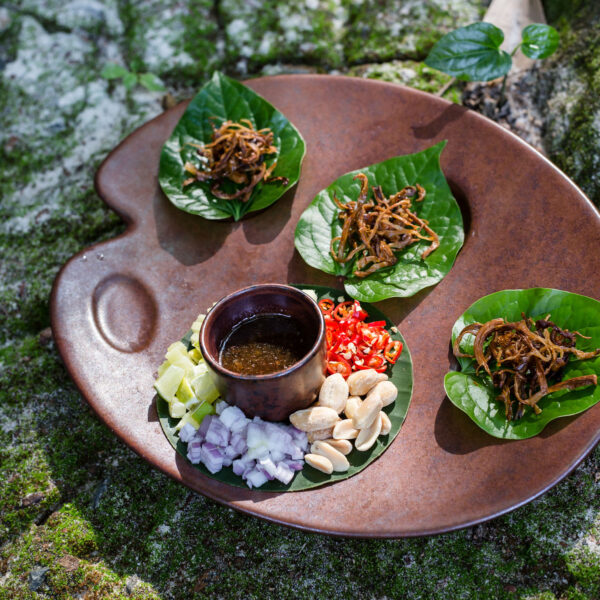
[50,75,600,537]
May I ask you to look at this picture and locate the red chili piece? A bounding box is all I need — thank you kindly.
[317,298,403,378]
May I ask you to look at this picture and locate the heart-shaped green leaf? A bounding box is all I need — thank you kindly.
[425,22,512,82]
[100,63,130,79]
[159,71,306,221]
[139,72,166,92]
[157,285,413,491]
[294,142,464,302]
[521,24,559,59]
[445,288,600,439]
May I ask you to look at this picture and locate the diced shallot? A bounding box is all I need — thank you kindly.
[180,401,307,488]
[199,442,225,474]
[245,469,269,489]
[220,405,249,433]
[205,417,230,447]
[179,423,197,443]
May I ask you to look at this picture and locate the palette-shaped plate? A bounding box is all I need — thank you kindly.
[50,75,600,537]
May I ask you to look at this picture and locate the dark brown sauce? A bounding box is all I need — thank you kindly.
[219,313,307,376]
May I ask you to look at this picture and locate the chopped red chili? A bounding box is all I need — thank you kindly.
[317,298,403,378]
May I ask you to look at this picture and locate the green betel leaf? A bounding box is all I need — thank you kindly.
[294,142,464,302]
[159,71,306,221]
[156,285,413,491]
[425,22,512,82]
[445,288,600,439]
[100,63,130,79]
[139,72,166,92]
[122,72,138,90]
[521,24,559,59]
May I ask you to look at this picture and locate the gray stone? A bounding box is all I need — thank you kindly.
[16,0,123,35]
[28,566,49,591]
[0,7,11,33]
[125,574,141,594]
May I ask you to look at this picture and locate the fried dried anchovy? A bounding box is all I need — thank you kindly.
[183,119,288,203]
[453,314,600,421]
[330,174,439,278]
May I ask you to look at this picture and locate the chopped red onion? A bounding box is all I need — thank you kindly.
[196,414,214,438]
[179,401,306,487]
[258,457,278,478]
[205,417,230,447]
[179,423,197,443]
[199,442,225,474]
[245,469,269,489]
[274,462,294,485]
[220,406,249,433]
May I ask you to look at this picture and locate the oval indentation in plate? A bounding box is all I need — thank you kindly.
[92,274,157,353]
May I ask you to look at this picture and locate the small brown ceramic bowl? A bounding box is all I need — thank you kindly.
[199,284,326,421]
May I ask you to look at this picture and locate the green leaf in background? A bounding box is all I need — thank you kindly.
[139,72,166,92]
[122,71,138,90]
[100,63,130,79]
[444,288,600,439]
[159,71,306,221]
[294,142,464,302]
[157,285,413,491]
[425,22,512,82]
[521,24,560,59]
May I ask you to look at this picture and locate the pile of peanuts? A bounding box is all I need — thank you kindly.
[289,368,398,474]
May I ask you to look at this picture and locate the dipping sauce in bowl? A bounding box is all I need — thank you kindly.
[200,284,326,421]
[220,313,307,376]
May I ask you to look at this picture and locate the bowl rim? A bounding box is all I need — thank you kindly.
[199,283,326,381]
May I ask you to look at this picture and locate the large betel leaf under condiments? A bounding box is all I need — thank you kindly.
[156,285,413,491]
[159,71,305,221]
[293,142,464,302]
[444,288,600,440]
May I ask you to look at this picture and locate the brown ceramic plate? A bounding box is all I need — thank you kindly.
[50,75,600,537]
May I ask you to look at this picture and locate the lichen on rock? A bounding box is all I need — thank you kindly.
[534,1,600,205]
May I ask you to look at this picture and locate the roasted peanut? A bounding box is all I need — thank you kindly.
[324,438,353,455]
[332,419,359,440]
[343,395,361,420]
[307,426,335,442]
[380,411,391,435]
[304,453,333,474]
[290,406,339,432]
[352,395,383,429]
[311,441,349,472]
[366,380,398,407]
[355,413,383,451]
[347,369,388,396]
[316,373,349,413]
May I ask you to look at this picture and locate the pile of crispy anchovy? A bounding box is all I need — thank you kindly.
[330,173,439,278]
[183,119,288,203]
[453,315,600,420]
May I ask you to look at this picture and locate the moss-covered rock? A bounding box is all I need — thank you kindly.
[349,59,461,102]
[119,0,220,85]
[219,0,347,74]
[537,1,600,205]
[343,0,483,64]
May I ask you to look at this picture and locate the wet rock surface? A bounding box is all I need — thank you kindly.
[1,1,600,598]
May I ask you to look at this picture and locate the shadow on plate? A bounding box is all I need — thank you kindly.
[434,394,510,455]
[286,250,344,290]
[152,188,236,266]
[147,396,159,423]
[241,185,297,246]
[447,178,471,238]
[411,104,469,140]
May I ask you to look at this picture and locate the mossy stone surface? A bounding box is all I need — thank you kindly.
[1,0,600,598]
[537,1,600,205]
